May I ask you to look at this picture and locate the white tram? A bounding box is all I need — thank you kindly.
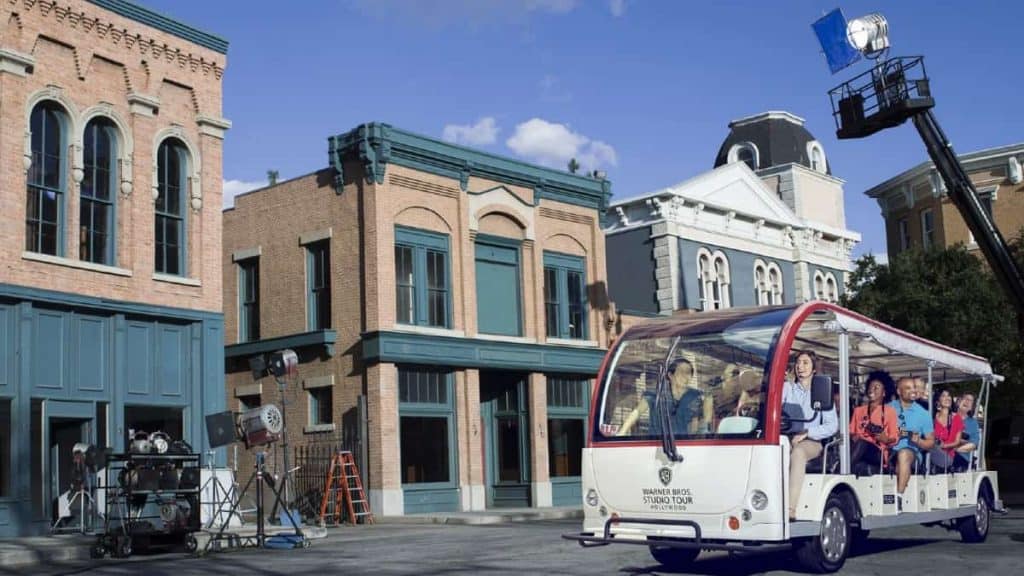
[565,302,1004,573]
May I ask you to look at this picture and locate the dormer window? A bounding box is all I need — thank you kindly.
[727,142,759,171]
[807,140,827,173]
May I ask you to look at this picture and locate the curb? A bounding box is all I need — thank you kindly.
[376,508,584,526]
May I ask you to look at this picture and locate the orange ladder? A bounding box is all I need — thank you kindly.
[319,451,374,526]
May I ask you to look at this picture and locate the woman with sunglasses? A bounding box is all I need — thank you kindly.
[848,371,898,476]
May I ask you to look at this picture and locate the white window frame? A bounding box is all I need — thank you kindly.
[814,270,826,301]
[825,273,839,303]
[920,208,935,249]
[967,186,997,246]
[898,218,910,252]
[767,262,784,304]
[806,140,827,173]
[753,259,769,306]
[727,142,759,171]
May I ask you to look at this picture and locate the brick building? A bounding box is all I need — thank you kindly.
[223,123,612,515]
[0,0,229,536]
[865,143,1024,256]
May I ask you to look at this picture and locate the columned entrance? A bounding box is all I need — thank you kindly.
[480,371,530,508]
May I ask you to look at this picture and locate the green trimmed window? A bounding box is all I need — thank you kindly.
[394,227,450,328]
[238,258,260,342]
[547,377,590,479]
[543,252,587,340]
[155,139,188,275]
[308,386,332,425]
[81,118,117,265]
[26,102,67,256]
[306,240,331,330]
[398,367,456,486]
[475,236,521,336]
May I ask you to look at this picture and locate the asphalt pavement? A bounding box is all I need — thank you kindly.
[11,509,1024,576]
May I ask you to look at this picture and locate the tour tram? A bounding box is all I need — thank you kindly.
[564,302,1003,573]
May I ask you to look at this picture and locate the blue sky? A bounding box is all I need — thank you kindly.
[145,0,1024,258]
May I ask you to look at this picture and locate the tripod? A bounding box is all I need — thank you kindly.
[200,450,243,530]
[52,478,98,534]
[203,451,304,552]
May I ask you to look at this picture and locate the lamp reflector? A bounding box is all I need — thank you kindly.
[812,8,862,74]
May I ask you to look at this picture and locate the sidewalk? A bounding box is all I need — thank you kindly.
[376,506,583,526]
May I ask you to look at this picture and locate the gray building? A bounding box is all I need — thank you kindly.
[605,111,860,316]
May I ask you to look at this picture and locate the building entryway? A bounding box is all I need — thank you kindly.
[480,371,530,508]
[30,400,96,525]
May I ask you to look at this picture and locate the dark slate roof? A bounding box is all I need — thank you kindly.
[714,111,829,175]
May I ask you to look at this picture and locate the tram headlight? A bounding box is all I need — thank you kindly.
[749,490,769,511]
[586,489,600,507]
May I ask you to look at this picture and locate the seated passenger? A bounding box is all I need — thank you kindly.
[954,393,980,468]
[931,389,965,472]
[889,377,936,508]
[618,358,702,436]
[782,350,838,520]
[913,377,930,410]
[849,372,897,476]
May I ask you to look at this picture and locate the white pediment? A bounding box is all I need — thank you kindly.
[467,185,535,240]
[659,162,800,227]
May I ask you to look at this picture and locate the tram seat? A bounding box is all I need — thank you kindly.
[806,435,842,474]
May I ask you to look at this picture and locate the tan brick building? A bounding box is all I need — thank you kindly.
[224,123,613,515]
[0,0,228,536]
[866,143,1024,256]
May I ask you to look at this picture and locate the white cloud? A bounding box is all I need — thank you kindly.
[222,179,265,209]
[505,118,618,172]
[442,117,500,146]
[608,0,627,17]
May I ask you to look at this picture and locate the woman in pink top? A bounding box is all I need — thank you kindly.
[931,389,964,471]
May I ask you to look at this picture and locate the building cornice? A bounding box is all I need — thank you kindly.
[729,111,806,128]
[327,123,611,212]
[865,142,1024,199]
[86,0,229,54]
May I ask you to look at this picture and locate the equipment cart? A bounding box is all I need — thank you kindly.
[91,451,201,558]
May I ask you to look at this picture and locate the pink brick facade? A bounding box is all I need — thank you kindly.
[224,125,613,516]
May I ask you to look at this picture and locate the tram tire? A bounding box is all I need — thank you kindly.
[958,489,991,543]
[851,528,870,553]
[795,493,851,573]
[648,545,700,569]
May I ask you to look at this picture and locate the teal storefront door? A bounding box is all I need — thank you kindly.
[39,400,95,525]
[480,371,530,508]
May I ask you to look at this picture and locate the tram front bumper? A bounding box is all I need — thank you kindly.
[562,516,792,552]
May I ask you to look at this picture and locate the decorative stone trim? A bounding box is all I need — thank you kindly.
[197,114,232,139]
[0,48,35,76]
[303,375,334,390]
[128,92,160,117]
[391,324,467,338]
[545,337,600,348]
[303,424,336,434]
[235,383,263,397]
[153,273,201,287]
[299,228,332,245]
[22,252,133,277]
[232,246,262,262]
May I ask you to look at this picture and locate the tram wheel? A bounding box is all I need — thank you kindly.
[795,493,851,573]
[958,490,991,543]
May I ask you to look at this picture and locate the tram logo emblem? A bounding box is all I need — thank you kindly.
[658,467,672,486]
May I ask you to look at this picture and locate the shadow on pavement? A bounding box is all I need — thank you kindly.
[616,537,941,575]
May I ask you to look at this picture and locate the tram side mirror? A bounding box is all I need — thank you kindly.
[811,375,834,412]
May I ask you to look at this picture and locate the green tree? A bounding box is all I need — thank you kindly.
[842,243,1023,419]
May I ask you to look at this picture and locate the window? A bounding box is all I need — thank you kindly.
[544,252,587,340]
[155,139,188,275]
[768,264,783,305]
[898,218,911,251]
[81,118,117,264]
[475,237,521,336]
[398,368,455,486]
[825,273,839,303]
[814,270,826,300]
[238,393,261,412]
[728,142,759,171]
[547,377,589,480]
[308,387,333,426]
[697,248,730,311]
[238,258,260,342]
[920,208,935,249]
[807,141,827,173]
[26,102,67,256]
[394,226,450,328]
[968,189,996,245]
[306,240,331,330]
[754,260,769,305]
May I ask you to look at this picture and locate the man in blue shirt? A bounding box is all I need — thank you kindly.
[955,393,980,468]
[618,358,706,436]
[889,377,935,501]
[782,350,838,520]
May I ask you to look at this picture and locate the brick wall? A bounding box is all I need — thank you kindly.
[0,0,226,313]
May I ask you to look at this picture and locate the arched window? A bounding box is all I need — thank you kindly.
[813,270,826,301]
[713,252,731,309]
[728,142,759,171]
[807,141,827,173]
[26,102,68,255]
[155,138,189,275]
[753,259,769,306]
[697,249,713,311]
[767,263,784,305]
[825,273,838,303]
[81,118,118,264]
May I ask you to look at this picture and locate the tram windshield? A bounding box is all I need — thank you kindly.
[595,307,793,441]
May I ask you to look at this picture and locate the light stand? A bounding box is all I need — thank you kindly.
[200,450,241,530]
[52,445,100,534]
